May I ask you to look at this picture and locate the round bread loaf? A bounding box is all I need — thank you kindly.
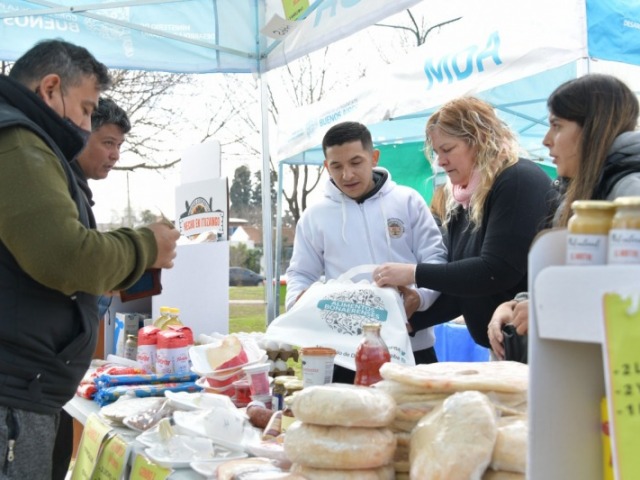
[291,463,395,479]
[291,384,396,427]
[284,421,396,469]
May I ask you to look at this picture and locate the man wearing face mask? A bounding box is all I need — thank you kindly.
[0,39,180,478]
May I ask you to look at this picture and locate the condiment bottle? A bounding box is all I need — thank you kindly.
[354,322,390,386]
[566,200,615,265]
[153,306,171,329]
[124,334,138,361]
[158,307,182,330]
[608,196,640,264]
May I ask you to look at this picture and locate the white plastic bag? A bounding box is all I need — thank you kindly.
[265,265,415,371]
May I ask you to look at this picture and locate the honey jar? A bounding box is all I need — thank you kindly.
[566,200,615,265]
[608,196,640,264]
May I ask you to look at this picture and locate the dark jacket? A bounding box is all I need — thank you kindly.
[409,159,558,348]
[0,76,99,414]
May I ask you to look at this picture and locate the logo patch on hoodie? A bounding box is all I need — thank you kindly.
[387,218,405,238]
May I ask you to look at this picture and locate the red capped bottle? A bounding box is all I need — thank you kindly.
[354,322,391,386]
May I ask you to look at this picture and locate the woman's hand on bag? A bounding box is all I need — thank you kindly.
[373,263,416,287]
[488,300,517,360]
[511,300,530,336]
[398,285,420,320]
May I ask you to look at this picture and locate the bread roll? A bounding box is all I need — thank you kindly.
[380,361,528,394]
[217,457,282,480]
[284,421,396,469]
[410,391,498,480]
[290,384,396,427]
[291,463,395,479]
[490,416,527,473]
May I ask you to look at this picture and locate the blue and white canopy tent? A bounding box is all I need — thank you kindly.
[0,0,422,321]
[273,0,640,311]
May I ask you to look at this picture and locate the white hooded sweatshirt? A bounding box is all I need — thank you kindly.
[285,168,448,351]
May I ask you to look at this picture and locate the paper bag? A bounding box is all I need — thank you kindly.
[265,265,415,371]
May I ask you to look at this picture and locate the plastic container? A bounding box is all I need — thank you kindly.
[242,363,271,396]
[300,347,336,387]
[232,379,252,406]
[566,200,615,265]
[354,322,391,386]
[608,196,640,264]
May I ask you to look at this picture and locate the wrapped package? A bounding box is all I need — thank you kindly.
[290,384,396,427]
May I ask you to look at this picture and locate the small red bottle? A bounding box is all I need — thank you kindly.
[354,322,391,386]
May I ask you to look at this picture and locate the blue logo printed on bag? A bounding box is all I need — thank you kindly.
[317,289,389,336]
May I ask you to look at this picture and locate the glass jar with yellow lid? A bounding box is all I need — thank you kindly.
[566,200,615,265]
[608,196,640,264]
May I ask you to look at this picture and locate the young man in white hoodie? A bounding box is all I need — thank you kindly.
[285,121,447,383]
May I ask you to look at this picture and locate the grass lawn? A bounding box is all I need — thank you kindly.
[229,285,271,333]
[229,285,300,376]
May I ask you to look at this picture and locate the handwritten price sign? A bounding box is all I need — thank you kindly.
[603,293,640,479]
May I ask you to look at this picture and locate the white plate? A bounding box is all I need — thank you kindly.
[189,451,249,478]
[145,435,216,469]
[165,391,236,411]
[173,408,259,452]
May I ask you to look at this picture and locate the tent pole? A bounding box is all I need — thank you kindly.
[259,71,276,325]
[273,160,285,321]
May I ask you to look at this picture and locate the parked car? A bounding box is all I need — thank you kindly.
[229,267,265,286]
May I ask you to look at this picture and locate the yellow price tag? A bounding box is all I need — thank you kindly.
[603,293,640,480]
[70,413,113,480]
[281,0,309,20]
[130,453,172,480]
[92,434,129,480]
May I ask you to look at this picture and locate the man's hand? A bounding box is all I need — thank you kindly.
[398,285,420,320]
[146,222,180,269]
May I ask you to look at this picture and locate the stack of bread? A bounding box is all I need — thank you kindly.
[284,384,398,479]
[374,361,528,480]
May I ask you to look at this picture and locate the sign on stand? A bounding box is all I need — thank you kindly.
[129,453,172,480]
[71,413,131,480]
[602,292,640,480]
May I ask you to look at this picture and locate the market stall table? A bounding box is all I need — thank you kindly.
[64,396,202,479]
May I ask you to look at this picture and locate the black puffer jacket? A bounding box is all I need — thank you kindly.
[0,75,99,414]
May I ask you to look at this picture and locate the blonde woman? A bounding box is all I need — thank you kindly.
[374,97,557,348]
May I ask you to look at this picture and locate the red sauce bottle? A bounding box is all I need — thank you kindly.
[354,322,391,386]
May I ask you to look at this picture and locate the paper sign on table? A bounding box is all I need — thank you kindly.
[92,434,130,480]
[70,413,114,480]
[130,453,172,480]
[602,292,640,480]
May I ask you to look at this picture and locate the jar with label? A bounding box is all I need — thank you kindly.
[124,334,138,361]
[271,376,289,411]
[354,322,391,386]
[608,196,640,264]
[284,378,303,397]
[566,200,616,265]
